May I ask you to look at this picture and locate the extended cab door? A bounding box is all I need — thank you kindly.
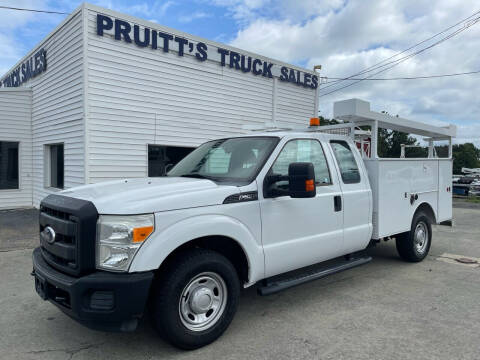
[259,138,345,278]
[329,140,372,253]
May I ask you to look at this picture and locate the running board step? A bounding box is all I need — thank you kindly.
[257,256,372,296]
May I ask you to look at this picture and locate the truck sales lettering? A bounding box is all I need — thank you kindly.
[1,48,47,88]
[96,14,318,89]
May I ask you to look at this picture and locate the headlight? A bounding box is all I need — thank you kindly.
[96,214,154,271]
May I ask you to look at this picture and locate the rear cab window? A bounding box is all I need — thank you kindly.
[330,140,361,184]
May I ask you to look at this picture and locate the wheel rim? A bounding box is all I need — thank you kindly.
[414,221,429,255]
[179,272,227,332]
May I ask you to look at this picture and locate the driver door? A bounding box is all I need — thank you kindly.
[259,138,344,278]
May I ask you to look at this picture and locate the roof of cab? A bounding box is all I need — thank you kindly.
[237,130,351,142]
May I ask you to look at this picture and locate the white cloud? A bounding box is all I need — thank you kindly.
[178,11,212,23]
[212,0,480,146]
[208,0,271,24]
[89,0,175,18]
[0,34,23,75]
[0,0,56,74]
[1,0,479,146]
[0,0,49,28]
[0,0,177,74]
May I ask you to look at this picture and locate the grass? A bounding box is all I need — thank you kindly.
[453,195,480,204]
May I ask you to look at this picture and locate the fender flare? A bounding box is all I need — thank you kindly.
[413,201,437,224]
[129,214,265,285]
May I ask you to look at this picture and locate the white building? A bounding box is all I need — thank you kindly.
[0,3,320,210]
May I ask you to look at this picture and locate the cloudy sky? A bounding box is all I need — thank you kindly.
[1,0,479,145]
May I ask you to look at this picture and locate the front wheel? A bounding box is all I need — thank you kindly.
[396,211,432,262]
[151,249,240,350]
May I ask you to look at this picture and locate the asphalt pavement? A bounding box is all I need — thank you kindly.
[0,203,479,360]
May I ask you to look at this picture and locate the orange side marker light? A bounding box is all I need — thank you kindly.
[132,226,154,243]
[305,179,315,192]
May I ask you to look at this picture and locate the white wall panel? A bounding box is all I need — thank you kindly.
[27,10,85,206]
[1,4,318,207]
[0,89,33,209]
[276,80,316,127]
[85,7,316,182]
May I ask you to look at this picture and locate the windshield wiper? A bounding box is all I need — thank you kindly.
[179,173,212,180]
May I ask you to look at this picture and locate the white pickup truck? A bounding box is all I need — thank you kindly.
[32,99,456,349]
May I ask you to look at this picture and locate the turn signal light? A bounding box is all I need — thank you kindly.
[132,226,154,243]
[310,117,320,126]
[305,179,315,192]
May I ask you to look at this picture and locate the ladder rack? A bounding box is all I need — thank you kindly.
[333,99,456,159]
[245,98,456,160]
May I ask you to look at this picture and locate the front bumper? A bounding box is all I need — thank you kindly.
[32,247,154,332]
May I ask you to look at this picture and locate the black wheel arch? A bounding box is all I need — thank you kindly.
[413,202,436,225]
[155,236,249,285]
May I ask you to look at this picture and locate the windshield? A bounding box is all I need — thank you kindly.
[167,137,279,183]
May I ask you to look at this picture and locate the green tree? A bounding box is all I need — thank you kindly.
[319,116,339,126]
[318,116,480,172]
[452,143,480,174]
[377,128,427,158]
[435,144,480,173]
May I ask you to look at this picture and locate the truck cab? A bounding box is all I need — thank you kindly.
[32,99,455,350]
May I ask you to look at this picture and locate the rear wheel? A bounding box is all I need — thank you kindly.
[151,249,240,350]
[396,211,432,262]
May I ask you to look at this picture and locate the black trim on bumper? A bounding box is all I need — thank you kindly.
[32,247,154,332]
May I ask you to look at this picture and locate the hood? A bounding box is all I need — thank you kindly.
[59,177,240,214]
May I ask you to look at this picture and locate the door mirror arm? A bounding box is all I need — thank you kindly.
[264,163,316,199]
[264,174,288,198]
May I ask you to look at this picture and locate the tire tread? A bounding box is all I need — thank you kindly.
[151,248,240,350]
[395,211,432,262]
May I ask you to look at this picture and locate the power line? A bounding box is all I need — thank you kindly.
[318,9,480,93]
[0,6,68,15]
[320,9,480,90]
[318,13,480,97]
[323,70,480,82]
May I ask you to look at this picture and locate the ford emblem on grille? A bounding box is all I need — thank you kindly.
[41,226,56,244]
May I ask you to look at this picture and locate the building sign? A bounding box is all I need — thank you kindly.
[1,48,47,88]
[96,15,318,89]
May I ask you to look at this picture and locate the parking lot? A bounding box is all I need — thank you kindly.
[1,201,479,360]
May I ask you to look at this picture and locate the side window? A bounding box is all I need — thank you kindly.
[270,139,331,189]
[330,140,360,184]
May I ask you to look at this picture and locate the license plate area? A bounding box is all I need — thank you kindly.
[35,273,48,300]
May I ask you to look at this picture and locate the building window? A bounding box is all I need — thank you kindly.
[148,145,194,177]
[46,144,64,189]
[0,141,19,190]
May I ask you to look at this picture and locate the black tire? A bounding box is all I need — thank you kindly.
[396,211,432,262]
[151,248,240,350]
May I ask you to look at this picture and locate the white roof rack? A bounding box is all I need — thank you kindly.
[332,98,456,159]
[243,121,371,137]
[333,99,456,140]
[243,99,456,159]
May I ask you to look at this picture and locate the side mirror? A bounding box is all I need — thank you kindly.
[164,163,174,175]
[288,162,316,198]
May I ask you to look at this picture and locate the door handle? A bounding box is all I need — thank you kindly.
[334,195,342,212]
